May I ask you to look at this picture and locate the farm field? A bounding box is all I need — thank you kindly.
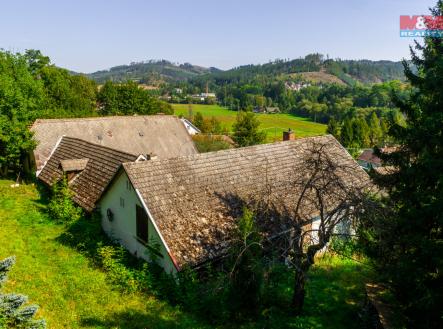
[172,104,327,141]
[0,179,369,329]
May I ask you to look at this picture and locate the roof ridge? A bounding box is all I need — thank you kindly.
[32,114,179,125]
[124,135,334,169]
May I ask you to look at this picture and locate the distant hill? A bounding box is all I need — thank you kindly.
[86,55,407,85]
[202,55,406,85]
[87,60,221,84]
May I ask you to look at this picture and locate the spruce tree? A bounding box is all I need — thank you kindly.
[232,111,266,147]
[368,112,383,146]
[352,118,370,148]
[0,257,46,328]
[363,2,443,327]
[340,118,354,147]
[326,118,340,139]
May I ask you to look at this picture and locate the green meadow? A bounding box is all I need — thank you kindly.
[172,104,327,141]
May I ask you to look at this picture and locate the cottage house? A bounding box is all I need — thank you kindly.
[29,115,197,174]
[97,135,369,274]
[38,136,140,212]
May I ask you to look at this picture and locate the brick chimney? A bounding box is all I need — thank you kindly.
[283,128,295,141]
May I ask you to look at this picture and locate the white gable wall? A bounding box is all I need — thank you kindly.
[98,170,177,274]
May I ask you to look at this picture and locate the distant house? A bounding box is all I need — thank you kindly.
[358,148,397,171]
[38,136,139,212]
[29,115,197,174]
[253,106,266,113]
[358,150,382,170]
[180,118,201,135]
[285,81,311,91]
[97,135,369,273]
[253,106,280,114]
[265,106,281,114]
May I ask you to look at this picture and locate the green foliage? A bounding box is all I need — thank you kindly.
[88,59,212,84]
[326,118,340,138]
[368,112,383,146]
[227,208,264,317]
[0,256,46,328]
[232,111,266,146]
[96,246,140,293]
[340,118,354,147]
[351,117,370,148]
[0,119,36,176]
[39,66,97,117]
[0,49,98,177]
[191,111,223,134]
[359,2,443,327]
[192,135,231,153]
[0,51,46,175]
[97,80,173,116]
[47,178,82,223]
[193,112,204,130]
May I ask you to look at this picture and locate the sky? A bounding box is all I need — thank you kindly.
[0,0,437,73]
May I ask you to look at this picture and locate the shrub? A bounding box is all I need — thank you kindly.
[192,135,232,153]
[47,178,82,223]
[226,207,265,317]
[96,246,140,293]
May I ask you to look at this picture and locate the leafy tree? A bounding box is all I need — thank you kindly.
[24,49,50,76]
[232,111,266,147]
[0,50,45,176]
[360,2,443,327]
[0,119,36,176]
[97,81,172,116]
[193,112,204,130]
[39,66,97,117]
[0,256,46,328]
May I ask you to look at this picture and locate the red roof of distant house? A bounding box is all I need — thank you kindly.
[358,150,382,165]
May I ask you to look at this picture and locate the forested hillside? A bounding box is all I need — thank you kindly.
[87,60,220,84]
[86,54,406,85]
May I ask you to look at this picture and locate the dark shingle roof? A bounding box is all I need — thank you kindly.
[123,135,369,268]
[38,136,138,211]
[31,115,197,171]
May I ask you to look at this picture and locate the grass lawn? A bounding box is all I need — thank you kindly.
[172,104,327,141]
[0,179,370,329]
[0,180,206,329]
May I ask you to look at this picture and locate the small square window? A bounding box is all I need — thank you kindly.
[126,180,132,191]
[120,197,125,208]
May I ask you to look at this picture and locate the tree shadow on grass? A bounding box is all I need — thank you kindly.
[80,309,200,329]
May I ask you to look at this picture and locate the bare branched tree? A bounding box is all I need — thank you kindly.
[250,139,372,315]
